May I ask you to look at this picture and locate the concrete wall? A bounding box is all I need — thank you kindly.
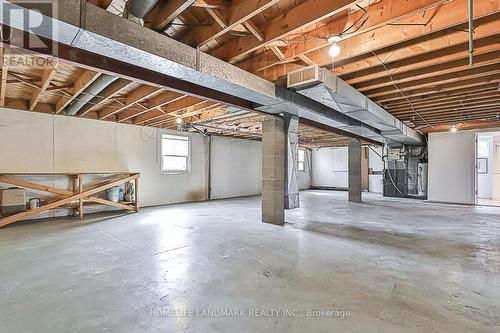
[428,131,476,205]
[210,136,262,199]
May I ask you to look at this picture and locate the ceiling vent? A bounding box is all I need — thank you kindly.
[287,65,320,89]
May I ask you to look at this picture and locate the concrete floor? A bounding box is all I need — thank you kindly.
[1,190,499,332]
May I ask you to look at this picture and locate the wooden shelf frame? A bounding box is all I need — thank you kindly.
[0,172,140,228]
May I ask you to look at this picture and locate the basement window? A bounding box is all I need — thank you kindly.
[298,149,306,172]
[161,134,190,174]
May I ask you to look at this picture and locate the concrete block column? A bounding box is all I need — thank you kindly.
[348,138,362,202]
[262,117,286,225]
[285,115,300,210]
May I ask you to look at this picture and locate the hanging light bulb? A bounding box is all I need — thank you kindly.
[176,117,183,125]
[328,43,341,57]
[450,125,457,132]
[327,35,342,57]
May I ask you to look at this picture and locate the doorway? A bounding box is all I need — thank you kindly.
[476,132,500,207]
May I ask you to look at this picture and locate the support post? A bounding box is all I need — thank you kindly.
[348,138,362,202]
[134,177,140,212]
[284,115,300,210]
[78,174,84,219]
[261,116,286,225]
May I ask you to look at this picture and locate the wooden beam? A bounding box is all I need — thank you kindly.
[134,96,203,124]
[144,0,196,31]
[298,54,315,66]
[254,3,500,80]
[0,48,9,106]
[243,20,264,42]
[205,7,227,29]
[343,37,500,84]
[373,74,500,103]
[420,120,500,133]
[117,91,185,123]
[210,0,360,63]
[190,0,279,47]
[269,46,285,61]
[149,101,220,126]
[55,70,101,114]
[384,86,500,109]
[354,51,500,92]
[99,85,161,119]
[30,62,58,110]
[192,0,230,9]
[364,63,500,98]
[391,99,500,117]
[238,0,449,73]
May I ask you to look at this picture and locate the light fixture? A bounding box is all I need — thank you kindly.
[327,35,342,58]
[176,117,183,125]
[450,125,457,133]
[328,43,341,57]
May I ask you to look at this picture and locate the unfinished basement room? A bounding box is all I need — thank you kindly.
[0,0,499,332]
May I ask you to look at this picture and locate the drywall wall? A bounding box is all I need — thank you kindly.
[210,136,262,199]
[311,147,348,188]
[369,146,383,193]
[311,146,383,192]
[493,136,500,201]
[209,138,311,199]
[0,108,210,218]
[477,136,493,199]
[428,130,476,204]
[298,149,312,190]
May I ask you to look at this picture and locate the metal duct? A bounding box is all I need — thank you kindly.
[1,1,420,146]
[128,0,159,19]
[287,66,423,146]
[64,74,118,116]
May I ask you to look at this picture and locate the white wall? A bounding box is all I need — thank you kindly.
[311,146,383,192]
[428,131,476,204]
[311,147,348,188]
[369,146,384,193]
[210,136,261,199]
[477,136,493,199]
[298,149,312,190]
[493,136,500,201]
[0,108,210,213]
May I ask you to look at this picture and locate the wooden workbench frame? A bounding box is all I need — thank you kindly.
[0,172,140,228]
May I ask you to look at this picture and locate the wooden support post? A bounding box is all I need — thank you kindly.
[78,174,84,220]
[134,177,140,212]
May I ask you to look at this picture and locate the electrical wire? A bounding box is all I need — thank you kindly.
[370,50,433,143]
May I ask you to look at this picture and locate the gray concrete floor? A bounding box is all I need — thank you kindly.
[1,190,499,332]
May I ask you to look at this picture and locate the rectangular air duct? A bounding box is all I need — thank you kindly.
[287,65,423,146]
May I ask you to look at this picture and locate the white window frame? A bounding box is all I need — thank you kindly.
[161,134,191,174]
[298,148,306,172]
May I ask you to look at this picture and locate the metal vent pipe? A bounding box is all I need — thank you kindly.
[64,74,118,116]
